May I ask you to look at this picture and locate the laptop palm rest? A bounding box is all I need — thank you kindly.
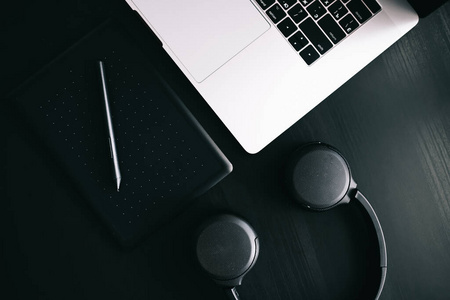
[130,0,270,82]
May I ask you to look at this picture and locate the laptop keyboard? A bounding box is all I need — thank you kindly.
[255,0,382,65]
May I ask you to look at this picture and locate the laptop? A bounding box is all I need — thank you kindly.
[125,0,419,153]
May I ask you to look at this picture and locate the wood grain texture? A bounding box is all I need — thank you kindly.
[2,1,450,300]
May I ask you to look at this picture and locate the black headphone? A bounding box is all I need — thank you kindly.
[195,142,387,300]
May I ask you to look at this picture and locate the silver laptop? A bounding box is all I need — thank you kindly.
[125,0,418,153]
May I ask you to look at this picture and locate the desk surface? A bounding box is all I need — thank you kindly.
[2,1,450,299]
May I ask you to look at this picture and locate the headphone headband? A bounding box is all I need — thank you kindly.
[354,190,387,300]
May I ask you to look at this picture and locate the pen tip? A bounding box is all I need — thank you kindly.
[116,178,121,192]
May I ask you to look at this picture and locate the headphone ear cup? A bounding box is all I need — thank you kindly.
[195,214,259,288]
[286,143,352,210]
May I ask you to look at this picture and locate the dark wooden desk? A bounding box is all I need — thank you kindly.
[2,1,450,299]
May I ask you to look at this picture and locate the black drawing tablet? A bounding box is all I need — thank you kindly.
[6,19,232,247]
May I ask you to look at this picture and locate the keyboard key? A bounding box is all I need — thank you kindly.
[318,14,346,44]
[277,17,297,37]
[328,0,348,20]
[288,4,308,23]
[300,45,320,65]
[277,0,297,10]
[306,1,327,20]
[266,4,287,24]
[299,0,314,7]
[320,0,334,7]
[347,0,372,23]
[363,0,382,14]
[255,0,276,10]
[288,31,309,51]
[339,13,359,34]
[299,18,333,54]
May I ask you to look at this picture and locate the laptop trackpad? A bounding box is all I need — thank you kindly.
[133,0,270,82]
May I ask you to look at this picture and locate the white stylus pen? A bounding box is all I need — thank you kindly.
[98,61,121,192]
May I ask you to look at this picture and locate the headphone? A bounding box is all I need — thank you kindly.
[195,142,387,300]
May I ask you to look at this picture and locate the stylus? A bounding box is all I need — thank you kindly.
[98,60,122,192]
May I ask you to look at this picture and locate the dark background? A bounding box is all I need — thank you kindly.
[2,1,450,299]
